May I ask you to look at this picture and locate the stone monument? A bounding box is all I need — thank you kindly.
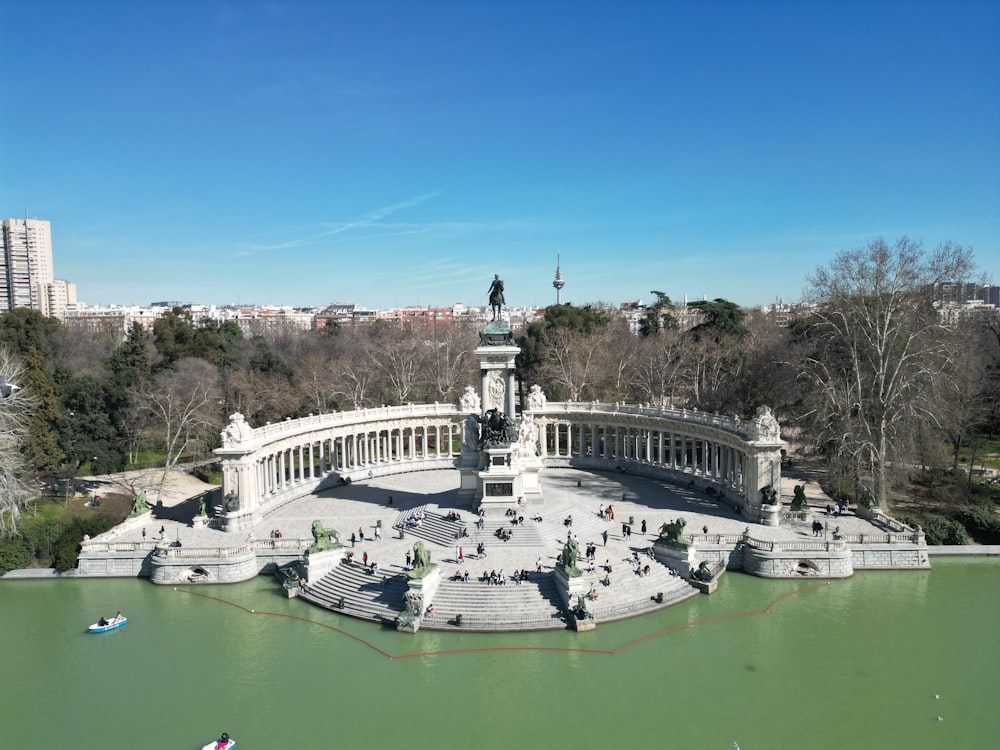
[652,517,697,578]
[457,274,544,507]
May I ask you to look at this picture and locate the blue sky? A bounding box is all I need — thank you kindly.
[3,0,998,310]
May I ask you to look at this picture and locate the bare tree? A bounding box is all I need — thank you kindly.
[800,237,974,510]
[370,325,426,405]
[0,347,37,537]
[420,320,479,403]
[136,358,223,502]
[540,326,603,401]
[294,349,340,413]
[330,330,379,409]
[631,327,689,407]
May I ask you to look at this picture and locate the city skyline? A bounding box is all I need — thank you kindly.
[3,1,998,310]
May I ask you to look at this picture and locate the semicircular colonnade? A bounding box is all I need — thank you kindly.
[214,402,786,533]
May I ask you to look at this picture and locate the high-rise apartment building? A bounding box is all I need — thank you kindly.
[1,217,55,313]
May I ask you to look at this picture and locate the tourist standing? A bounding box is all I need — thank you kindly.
[374,525,381,541]
[602,529,609,546]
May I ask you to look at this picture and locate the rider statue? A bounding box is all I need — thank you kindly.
[488,274,505,321]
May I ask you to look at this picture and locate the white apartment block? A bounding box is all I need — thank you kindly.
[1,217,55,313]
[40,278,78,319]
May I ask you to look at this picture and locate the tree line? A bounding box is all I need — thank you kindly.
[0,237,996,539]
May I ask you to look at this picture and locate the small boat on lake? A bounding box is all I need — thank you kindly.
[88,613,126,633]
[201,733,236,749]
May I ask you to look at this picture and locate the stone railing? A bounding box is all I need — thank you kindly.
[536,401,750,438]
[742,536,848,552]
[251,403,463,443]
[842,532,925,545]
[152,537,311,559]
[79,540,162,554]
[684,533,747,545]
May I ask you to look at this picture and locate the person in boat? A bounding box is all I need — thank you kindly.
[216,732,231,748]
[115,611,122,622]
[98,616,108,626]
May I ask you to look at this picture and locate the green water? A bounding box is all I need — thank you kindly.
[2,559,997,750]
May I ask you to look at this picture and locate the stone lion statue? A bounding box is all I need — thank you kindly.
[307,520,340,553]
[408,541,433,579]
[658,518,687,544]
[559,538,581,577]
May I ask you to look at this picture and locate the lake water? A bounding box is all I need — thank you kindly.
[1,558,996,750]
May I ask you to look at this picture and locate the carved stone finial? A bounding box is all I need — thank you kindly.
[749,405,780,442]
[221,412,251,447]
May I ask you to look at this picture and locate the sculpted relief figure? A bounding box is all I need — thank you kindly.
[488,371,505,412]
[515,413,538,457]
[458,385,481,413]
[526,384,547,411]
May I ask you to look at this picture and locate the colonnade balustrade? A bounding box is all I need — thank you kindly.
[527,402,785,521]
[216,401,785,533]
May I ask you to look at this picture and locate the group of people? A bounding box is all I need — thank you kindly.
[404,511,426,529]
[629,551,652,577]
[494,526,513,542]
[480,568,531,585]
[268,529,284,539]
[598,504,616,521]
[350,525,381,547]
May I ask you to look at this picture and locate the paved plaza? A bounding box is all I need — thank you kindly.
[90,463,884,582]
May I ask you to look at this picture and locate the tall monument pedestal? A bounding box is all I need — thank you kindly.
[478,445,520,513]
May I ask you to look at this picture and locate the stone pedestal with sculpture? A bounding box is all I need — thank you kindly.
[552,540,597,630]
[396,542,440,633]
[214,412,263,533]
[652,518,698,578]
[740,406,787,527]
[457,310,545,509]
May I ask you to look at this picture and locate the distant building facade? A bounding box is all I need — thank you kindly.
[0,217,78,319]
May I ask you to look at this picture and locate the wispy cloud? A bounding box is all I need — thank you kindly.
[236,191,444,254]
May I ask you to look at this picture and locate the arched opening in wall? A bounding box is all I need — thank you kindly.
[186,566,210,583]
[796,559,819,576]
